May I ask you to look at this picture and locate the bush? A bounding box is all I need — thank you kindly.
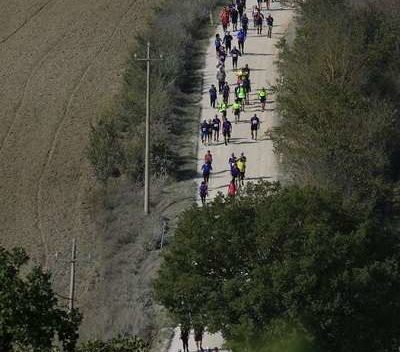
[77,336,148,352]
[87,110,124,183]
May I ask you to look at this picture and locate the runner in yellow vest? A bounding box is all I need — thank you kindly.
[237,85,247,112]
[218,101,228,118]
[232,99,242,124]
[259,87,267,110]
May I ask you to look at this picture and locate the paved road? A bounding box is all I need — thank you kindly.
[168,1,294,351]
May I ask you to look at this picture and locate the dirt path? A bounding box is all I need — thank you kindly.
[0,0,152,336]
[168,1,294,351]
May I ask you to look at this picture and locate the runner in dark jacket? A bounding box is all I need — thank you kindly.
[223,31,233,53]
[212,115,221,142]
[222,117,232,145]
[266,14,274,38]
[230,46,242,70]
[200,119,208,144]
[231,7,239,31]
[250,114,260,140]
[199,181,208,205]
[209,84,217,108]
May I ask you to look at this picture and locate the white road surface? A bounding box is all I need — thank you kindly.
[168,1,294,351]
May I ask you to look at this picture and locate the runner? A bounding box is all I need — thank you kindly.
[228,153,237,167]
[199,181,208,205]
[259,87,267,110]
[230,161,240,186]
[231,6,239,31]
[230,46,242,70]
[215,33,222,55]
[254,10,264,35]
[232,98,241,124]
[200,119,208,145]
[194,326,204,352]
[227,180,237,197]
[180,327,190,352]
[237,154,246,185]
[250,114,260,140]
[216,67,226,93]
[205,150,213,165]
[242,63,250,79]
[237,84,247,111]
[218,46,227,65]
[207,119,214,144]
[223,31,233,53]
[241,14,249,36]
[218,101,228,118]
[266,13,274,38]
[222,82,230,104]
[242,76,251,105]
[212,115,221,142]
[222,117,232,145]
[201,161,212,183]
[239,151,247,163]
[209,84,217,108]
[237,1,244,20]
[220,6,230,32]
[237,28,246,54]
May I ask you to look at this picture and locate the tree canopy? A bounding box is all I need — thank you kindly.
[0,247,80,351]
[155,182,400,351]
[275,0,400,203]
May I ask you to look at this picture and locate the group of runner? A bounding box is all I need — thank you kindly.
[199,150,248,204]
[180,326,220,352]
[199,0,275,204]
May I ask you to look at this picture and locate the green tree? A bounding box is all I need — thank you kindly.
[155,182,400,352]
[274,0,400,202]
[0,247,81,351]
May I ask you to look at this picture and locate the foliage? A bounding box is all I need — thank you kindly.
[88,0,219,182]
[77,336,148,352]
[0,247,81,351]
[274,0,400,202]
[155,182,400,352]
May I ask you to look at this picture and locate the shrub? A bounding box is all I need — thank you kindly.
[77,336,148,352]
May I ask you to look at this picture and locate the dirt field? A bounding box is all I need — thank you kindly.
[0,0,153,338]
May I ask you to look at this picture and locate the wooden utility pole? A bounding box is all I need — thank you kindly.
[68,238,76,311]
[135,42,163,214]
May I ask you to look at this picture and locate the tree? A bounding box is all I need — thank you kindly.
[155,182,400,352]
[274,0,400,202]
[0,247,81,351]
